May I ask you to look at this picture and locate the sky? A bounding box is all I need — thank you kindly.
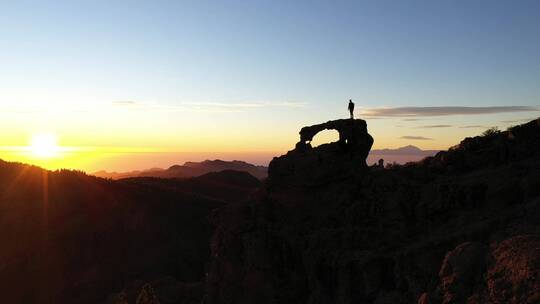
[0,0,539,171]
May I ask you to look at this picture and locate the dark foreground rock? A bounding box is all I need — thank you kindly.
[204,118,540,304]
[420,235,540,304]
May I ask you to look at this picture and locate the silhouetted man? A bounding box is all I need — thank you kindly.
[348,99,355,119]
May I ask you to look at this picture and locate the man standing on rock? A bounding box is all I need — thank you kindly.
[348,99,355,119]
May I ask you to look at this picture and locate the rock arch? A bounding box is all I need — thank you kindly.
[269,118,374,187]
[297,119,372,149]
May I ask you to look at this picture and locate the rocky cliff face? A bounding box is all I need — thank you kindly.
[204,118,540,304]
[268,119,373,187]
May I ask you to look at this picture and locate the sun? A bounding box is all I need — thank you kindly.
[29,134,60,158]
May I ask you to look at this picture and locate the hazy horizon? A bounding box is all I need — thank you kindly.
[0,143,440,172]
[0,116,536,172]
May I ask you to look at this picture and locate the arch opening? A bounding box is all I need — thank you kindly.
[309,129,340,147]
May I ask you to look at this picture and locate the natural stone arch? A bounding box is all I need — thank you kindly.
[269,118,374,187]
[297,119,370,149]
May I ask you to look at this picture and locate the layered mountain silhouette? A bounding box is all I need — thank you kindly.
[368,145,441,165]
[1,118,540,304]
[93,159,268,180]
[371,144,440,156]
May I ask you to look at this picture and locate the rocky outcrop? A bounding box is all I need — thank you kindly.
[420,118,540,174]
[268,119,373,187]
[204,118,540,304]
[426,242,488,304]
[420,235,540,304]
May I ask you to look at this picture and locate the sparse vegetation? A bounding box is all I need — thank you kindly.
[482,127,500,137]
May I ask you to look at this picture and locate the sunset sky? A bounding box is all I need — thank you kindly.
[1,1,539,172]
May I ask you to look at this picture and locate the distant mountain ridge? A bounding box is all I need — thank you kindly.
[371,144,440,155]
[93,159,268,180]
[368,145,441,164]
[92,167,164,180]
[93,148,438,180]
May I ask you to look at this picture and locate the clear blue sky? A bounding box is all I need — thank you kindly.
[2,0,539,104]
[0,1,539,170]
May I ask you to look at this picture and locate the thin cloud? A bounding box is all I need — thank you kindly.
[111,100,307,113]
[416,124,453,128]
[183,101,307,109]
[459,125,487,128]
[400,136,433,140]
[500,117,539,124]
[362,106,539,117]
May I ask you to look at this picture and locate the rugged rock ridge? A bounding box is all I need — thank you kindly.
[268,119,373,187]
[204,118,540,304]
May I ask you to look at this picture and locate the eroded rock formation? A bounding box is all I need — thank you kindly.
[268,119,373,187]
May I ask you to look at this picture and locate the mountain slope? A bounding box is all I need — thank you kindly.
[0,161,228,304]
[204,118,540,304]
[121,170,261,204]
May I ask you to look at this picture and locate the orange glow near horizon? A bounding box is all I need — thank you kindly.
[0,135,283,173]
[0,121,502,173]
[0,110,534,173]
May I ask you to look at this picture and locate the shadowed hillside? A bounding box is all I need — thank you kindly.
[121,170,262,204]
[0,162,259,303]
